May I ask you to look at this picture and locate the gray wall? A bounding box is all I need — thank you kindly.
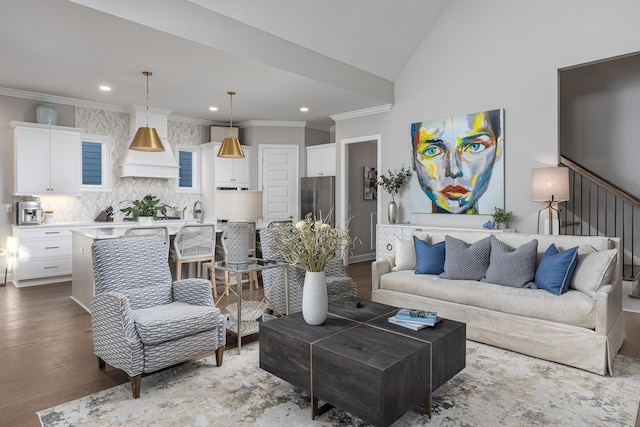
[348,141,377,261]
[560,53,640,198]
[242,124,329,188]
[335,0,640,234]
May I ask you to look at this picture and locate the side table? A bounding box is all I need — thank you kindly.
[209,258,289,353]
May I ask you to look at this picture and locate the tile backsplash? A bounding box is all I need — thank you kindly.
[37,106,203,223]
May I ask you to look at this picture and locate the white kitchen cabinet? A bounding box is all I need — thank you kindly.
[11,121,82,195]
[12,225,79,287]
[212,142,251,188]
[306,143,336,177]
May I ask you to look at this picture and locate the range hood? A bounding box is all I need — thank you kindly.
[120,105,179,178]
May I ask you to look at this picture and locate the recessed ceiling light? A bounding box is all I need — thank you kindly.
[209,106,218,111]
[300,106,309,113]
[99,85,111,92]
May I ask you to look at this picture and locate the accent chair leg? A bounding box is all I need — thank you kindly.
[215,346,225,367]
[97,356,105,369]
[130,374,142,399]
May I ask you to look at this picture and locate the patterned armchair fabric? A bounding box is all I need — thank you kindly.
[91,236,225,398]
[259,227,357,316]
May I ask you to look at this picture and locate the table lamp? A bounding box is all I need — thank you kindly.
[214,190,263,264]
[531,167,569,235]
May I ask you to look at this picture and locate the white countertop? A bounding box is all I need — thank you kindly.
[13,219,215,230]
[70,220,218,240]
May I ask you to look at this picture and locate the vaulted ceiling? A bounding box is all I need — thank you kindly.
[0,0,449,128]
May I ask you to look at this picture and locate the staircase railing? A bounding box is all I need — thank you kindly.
[559,155,640,282]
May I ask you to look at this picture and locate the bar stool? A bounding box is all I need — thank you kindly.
[215,222,259,296]
[169,224,216,281]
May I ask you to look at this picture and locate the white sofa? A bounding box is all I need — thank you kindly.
[371,227,626,375]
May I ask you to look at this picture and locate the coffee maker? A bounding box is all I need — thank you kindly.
[16,197,43,225]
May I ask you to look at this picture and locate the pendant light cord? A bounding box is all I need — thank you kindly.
[228,91,235,136]
[144,71,152,127]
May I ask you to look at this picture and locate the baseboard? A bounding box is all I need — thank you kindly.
[349,253,375,264]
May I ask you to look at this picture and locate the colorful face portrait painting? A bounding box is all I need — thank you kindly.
[410,109,504,214]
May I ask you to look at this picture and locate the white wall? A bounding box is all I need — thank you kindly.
[335,0,640,233]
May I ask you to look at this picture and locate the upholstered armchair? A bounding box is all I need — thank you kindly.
[91,236,226,398]
[259,227,357,316]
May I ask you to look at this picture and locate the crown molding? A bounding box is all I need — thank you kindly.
[330,104,393,122]
[0,87,226,126]
[305,122,331,132]
[0,87,335,129]
[239,120,307,129]
[0,87,126,113]
[238,120,331,132]
[169,115,225,126]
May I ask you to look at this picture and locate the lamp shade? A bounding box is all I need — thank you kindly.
[531,167,570,202]
[217,137,245,158]
[214,190,263,220]
[129,126,164,152]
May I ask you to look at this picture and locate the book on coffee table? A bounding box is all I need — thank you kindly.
[388,316,430,330]
[388,316,442,330]
[394,309,438,325]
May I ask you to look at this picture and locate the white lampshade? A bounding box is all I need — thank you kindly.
[214,190,263,221]
[531,167,570,202]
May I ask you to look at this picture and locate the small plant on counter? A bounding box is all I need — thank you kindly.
[491,207,513,225]
[120,194,169,220]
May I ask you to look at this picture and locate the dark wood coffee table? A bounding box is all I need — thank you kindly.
[259,297,466,427]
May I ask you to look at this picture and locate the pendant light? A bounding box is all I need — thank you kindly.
[217,91,245,158]
[129,71,164,152]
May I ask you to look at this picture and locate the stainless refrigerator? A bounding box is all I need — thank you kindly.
[300,176,335,226]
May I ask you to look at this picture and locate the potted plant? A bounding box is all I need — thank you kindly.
[120,194,169,224]
[377,165,412,224]
[492,207,513,229]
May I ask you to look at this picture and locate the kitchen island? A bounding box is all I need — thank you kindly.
[70,221,214,312]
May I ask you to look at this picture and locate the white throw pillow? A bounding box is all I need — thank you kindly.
[570,246,617,299]
[392,235,415,271]
[392,233,430,271]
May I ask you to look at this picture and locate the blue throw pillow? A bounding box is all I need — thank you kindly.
[535,244,579,295]
[414,236,445,275]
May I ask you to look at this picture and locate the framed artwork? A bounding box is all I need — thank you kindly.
[409,108,505,214]
[364,166,377,200]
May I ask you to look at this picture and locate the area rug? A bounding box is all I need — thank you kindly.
[38,341,639,426]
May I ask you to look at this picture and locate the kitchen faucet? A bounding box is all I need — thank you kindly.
[193,200,204,223]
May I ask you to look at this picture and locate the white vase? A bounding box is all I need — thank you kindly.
[302,271,328,325]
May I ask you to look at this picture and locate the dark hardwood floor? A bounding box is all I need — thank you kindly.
[1,262,638,427]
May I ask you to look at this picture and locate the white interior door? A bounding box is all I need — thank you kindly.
[259,144,299,225]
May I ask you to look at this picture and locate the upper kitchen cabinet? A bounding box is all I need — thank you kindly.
[306,143,336,177]
[11,121,83,195]
[211,142,251,188]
